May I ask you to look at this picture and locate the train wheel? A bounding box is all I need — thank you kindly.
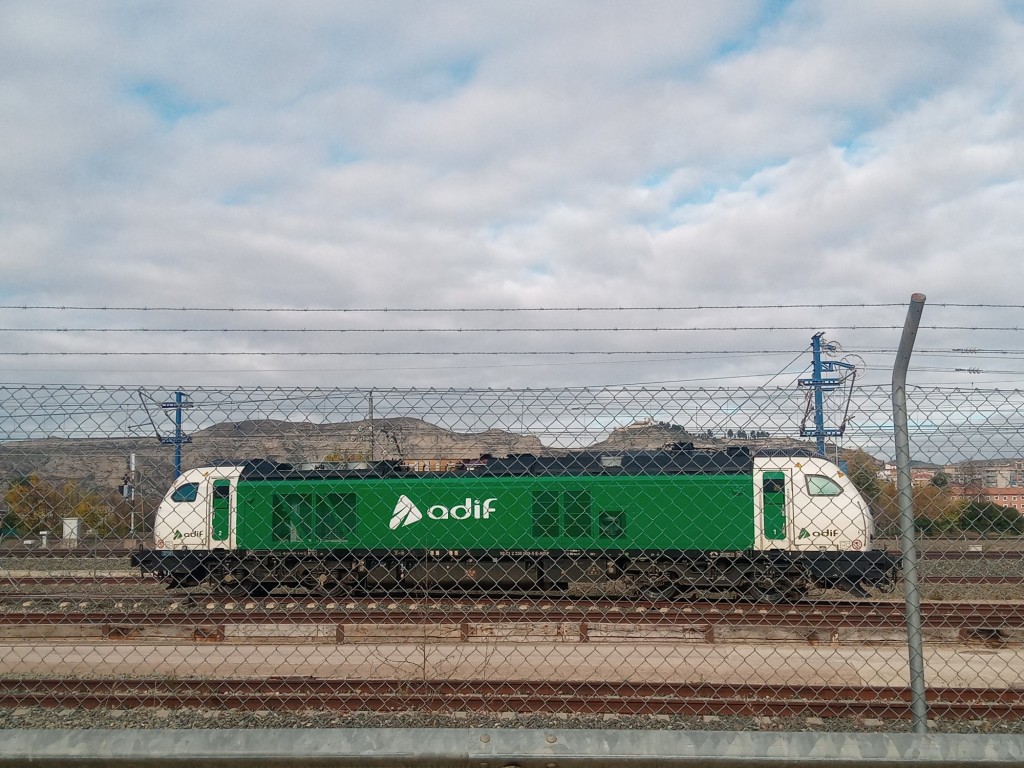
[672,585,700,602]
[219,576,271,598]
[747,562,787,603]
[782,583,809,602]
[639,582,678,601]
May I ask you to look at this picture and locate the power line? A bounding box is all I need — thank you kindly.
[1,303,1020,313]
[0,303,912,312]
[0,353,836,378]
[6,325,1024,333]
[5,346,1021,358]
[0,350,820,357]
[5,348,1018,359]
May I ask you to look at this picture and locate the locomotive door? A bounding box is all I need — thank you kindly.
[211,479,231,548]
[758,469,792,549]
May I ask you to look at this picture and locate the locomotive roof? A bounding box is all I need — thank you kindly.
[229,444,813,481]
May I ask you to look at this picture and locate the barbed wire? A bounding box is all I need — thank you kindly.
[0,303,913,312]
[0,350,1019,360]
[5,325,1024,333]
[0,350,879,357]
[5,349,1024,358]
[3,302,1024,312]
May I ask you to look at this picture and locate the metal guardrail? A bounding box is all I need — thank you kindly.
[1,728,1023,767]
[2,729,1024,765]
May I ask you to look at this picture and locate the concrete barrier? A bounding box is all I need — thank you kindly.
[0,728,1022,767]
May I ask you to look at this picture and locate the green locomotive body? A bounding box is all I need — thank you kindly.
[235,473,753,554]
[133,445,899,600]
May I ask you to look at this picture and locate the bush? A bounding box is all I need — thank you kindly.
[957,502,1024,536]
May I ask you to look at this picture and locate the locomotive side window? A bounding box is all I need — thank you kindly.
[271,491,358,543]
[532,489,598,538]
[171,483,199,503]
[598,510,626,539]
[316,493,358,541]
[272,493,310,542]
[532,491,560,537]
[806,476,842,496]
[564,490,592,538]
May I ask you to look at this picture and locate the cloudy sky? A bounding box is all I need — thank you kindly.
[2,1,1023,390]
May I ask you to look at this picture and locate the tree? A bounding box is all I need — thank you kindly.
[930,471,951,488]
[843,452,964,537]
[845,451,882,504]
[3,476,128,537]
[957,501,1024,536]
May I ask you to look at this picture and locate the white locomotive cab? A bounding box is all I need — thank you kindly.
[754,456,874,554]
[152,466,243,552]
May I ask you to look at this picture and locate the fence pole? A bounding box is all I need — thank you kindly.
[892,292,928,733]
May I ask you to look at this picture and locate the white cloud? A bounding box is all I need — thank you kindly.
[0,1,1022,388]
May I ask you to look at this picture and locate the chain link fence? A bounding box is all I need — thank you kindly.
[0,384,1021,727]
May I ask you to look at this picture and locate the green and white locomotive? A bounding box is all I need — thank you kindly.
[132,444,898,600]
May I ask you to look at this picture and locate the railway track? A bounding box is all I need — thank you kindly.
[3,598,1021,720]
[2,573,1022,591]
[0,598,1020,643]
[2,677,1022,719]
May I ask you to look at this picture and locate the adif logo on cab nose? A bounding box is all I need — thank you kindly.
[389,495,497,529]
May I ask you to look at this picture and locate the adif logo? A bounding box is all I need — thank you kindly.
[390,495,422,529]
[389,495,497,529]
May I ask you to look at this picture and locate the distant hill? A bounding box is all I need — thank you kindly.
[0,417,543,498]
[0,416,861,500]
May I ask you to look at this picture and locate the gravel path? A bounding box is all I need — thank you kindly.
[2,706,1023,734]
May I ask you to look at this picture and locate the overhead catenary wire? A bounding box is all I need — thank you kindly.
[609,346,814,390]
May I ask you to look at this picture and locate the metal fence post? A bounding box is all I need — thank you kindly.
[892,292,928,733]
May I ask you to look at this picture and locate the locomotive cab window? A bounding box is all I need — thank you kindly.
[806,475,842,496]
[170,483,199,503]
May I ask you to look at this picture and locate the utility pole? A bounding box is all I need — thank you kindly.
[126,454,136,537]
[799,333,855,458]
[160,391,193,479]
[367,389,375,462]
